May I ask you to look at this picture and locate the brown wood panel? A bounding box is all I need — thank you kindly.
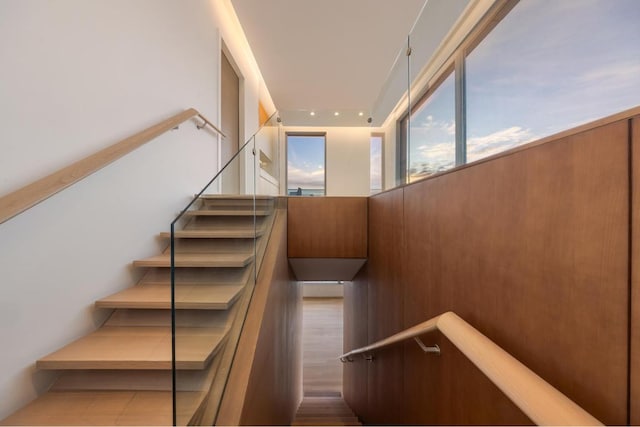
[217,210,302,426]
[288,197,367,258]
[343,266,368,421]
[632,115,640,425]
[365,189,406,423]
[402,121,629,425]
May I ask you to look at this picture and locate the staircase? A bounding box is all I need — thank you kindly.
[1,195,276,426]
[292,397,362,426]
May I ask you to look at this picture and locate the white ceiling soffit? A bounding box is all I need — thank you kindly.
[230,0,425,126]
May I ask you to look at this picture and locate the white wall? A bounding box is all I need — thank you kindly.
[282,126,373,196]
[0,0,270,419]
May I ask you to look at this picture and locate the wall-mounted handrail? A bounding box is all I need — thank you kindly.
[340,311,603,426]
[0,108,224,225]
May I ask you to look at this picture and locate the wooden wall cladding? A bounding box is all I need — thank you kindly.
[365,189,405,424]
[287,197,367,258]
[342,266,369,420]
[632,115,640,425]
[217,210,302,426]
[344,118,633,425]
[402,120,629,425]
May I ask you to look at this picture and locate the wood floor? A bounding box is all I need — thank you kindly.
[295,298,361,426]
[302,298,343,396]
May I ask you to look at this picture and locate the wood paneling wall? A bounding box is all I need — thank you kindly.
[288,197,367,258]
[365,189,405,424]
[344,116,635,425]
[632,115,640,425]
[217,209,302,426]
[343,266,368,419]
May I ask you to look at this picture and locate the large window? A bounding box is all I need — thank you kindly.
[397,0,640,180]
[465,0,640,162]
[401,71,456,183]
[287,134,325,196]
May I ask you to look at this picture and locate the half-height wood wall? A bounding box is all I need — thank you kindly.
[345,109,640,425]
[217,206,302,426]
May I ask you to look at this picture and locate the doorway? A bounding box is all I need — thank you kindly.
[220,50,240,194]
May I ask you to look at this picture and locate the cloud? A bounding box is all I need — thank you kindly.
[577,61,640,91]
[287,162,325,188]
[467,126,537,161]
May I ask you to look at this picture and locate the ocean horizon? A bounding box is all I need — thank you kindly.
[287,188,325,196]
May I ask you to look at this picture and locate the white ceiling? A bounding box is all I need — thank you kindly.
[230,0,427,125]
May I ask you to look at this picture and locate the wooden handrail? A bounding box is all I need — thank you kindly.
[340,311,603,426]
[0,108,224,225]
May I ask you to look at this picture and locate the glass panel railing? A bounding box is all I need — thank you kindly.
[170,113,280,425]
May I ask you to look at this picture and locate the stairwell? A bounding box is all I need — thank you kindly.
[292,298,361,426]
[292,397,361,426]
[1,195,276,426]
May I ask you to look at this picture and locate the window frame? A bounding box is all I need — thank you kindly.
[397,64,456,184]
[285,131,327,196]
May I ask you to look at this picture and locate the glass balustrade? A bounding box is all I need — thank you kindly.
[170,113,280,425]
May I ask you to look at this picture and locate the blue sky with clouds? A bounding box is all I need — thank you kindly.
[287,135,325,190]
[411,0,640,171]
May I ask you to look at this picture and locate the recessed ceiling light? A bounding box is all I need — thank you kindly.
[310,111,315,116]
[334,112,340,116]
[358,112,364,116]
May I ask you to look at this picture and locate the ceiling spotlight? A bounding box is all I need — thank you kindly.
[310,111,315,116]
[358,112,364,116]
[334,111,340,116]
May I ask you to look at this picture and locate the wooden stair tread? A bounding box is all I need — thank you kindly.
[0,390,203,426]
[133,253,253,268]
[293,397,361,426]
[140,266,249,286]
[292,420,361,426]
[95,284,244,310]
[198,194,274,200]
[159,229,263,239]
[37,326,227,370]
[184,209,271,216]
[296,408,355,416]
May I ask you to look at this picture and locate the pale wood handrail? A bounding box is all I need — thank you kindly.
[0,108,224,225]
[340,311,603,426]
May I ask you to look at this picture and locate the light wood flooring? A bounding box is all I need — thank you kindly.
[302,298,343,397]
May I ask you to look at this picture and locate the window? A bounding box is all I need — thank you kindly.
[401,71,456,183]
[465,0,640,163]
[370,134,383,194]
[395,0,640,181]
[287,133,325,196]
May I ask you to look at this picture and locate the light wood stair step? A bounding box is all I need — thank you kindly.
[37,325,228,370]
[133,253,253,268]
[184,209,271,216]
[198,194,274,199]
[0,390,203,426]
[292,418,361,426]
[159,229,263,239]
[293,397,361,426]
[139,267,249,286]
[95,283,244,310]
[105,308,228,328]
[51,368,211,392]
[296,407,356,416]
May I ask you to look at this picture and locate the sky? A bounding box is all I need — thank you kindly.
[370,135,382,191]
[287,135,325,190]
[411,0,640,175]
